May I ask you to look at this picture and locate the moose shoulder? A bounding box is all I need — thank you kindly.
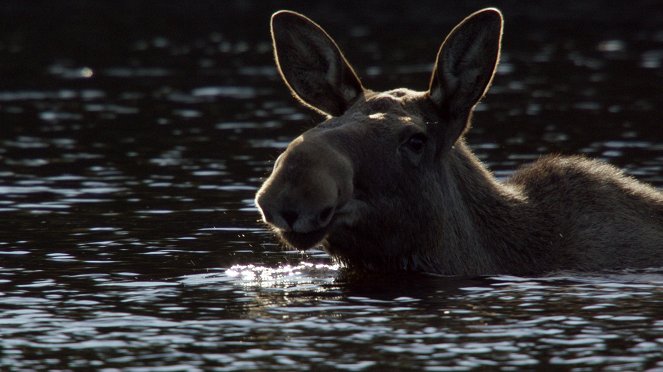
[255,8,663,276]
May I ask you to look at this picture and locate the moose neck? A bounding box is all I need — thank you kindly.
[434,140,549,275]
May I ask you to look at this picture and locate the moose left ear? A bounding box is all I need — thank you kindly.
[428,8,503,148]
[271,10,364,117]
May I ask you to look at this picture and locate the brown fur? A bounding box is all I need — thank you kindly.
[255,9,663,276]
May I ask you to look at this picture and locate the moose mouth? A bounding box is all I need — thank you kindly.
[278,227,329,250]
[271,201,361,251]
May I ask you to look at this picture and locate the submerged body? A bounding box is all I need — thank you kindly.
[255,9,663,276]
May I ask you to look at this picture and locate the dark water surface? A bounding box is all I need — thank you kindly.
[2,1,663,370]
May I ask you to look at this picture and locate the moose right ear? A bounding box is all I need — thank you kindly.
[428,8,503,151]
[271,10,364,117]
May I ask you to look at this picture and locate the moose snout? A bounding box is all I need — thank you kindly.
[258,202,336,233]
[255,164,342,234]
[255,138,354,248]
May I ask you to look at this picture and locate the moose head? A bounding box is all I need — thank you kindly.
[255,8,510,274]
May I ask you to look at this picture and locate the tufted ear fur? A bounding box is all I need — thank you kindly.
[271,10,364,117]
[428,8,503,151]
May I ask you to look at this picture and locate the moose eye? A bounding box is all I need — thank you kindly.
[405,133,427,153]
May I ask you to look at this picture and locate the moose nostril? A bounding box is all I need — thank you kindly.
[281,210,298,228]
[318,206,334,225]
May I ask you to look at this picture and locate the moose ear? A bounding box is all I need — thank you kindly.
[428,8,503,149]
[271,10,364,117]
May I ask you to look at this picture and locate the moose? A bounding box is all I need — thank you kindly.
[255,8,663,276]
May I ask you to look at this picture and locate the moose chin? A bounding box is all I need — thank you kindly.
[255,8,663,276]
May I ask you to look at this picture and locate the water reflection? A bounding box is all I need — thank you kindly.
[175,268,663,370]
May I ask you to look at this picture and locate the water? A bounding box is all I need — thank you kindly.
[1,1,663,370]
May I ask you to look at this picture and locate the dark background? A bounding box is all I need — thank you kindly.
[3,0,663,88]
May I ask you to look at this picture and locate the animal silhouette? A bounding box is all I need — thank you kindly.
[255,8,663,275]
